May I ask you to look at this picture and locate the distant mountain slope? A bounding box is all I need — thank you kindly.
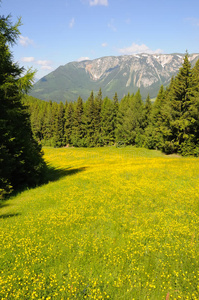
[30,53,199,103]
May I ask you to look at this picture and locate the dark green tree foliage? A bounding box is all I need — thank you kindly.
[163,54,199,155]
[53,101,65,147]
[116,90,144,145]
[64,102,74,145]
[191,59,199,96]
[190,60,199,144]
[101,97,116,145]
[82,91,96,147]
[93,88,103,145]
[116,94,130,143]
[131,89,145,145]
[42,101,54,144]
[71,96,84,147]
[144,85,168,149]
[31,102,45,141]
[144,94,152,127]
[112,92,119,140]
[0,15,45,197]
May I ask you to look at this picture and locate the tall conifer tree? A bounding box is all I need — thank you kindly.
[116,94,130,143]
[64,102,74,146]
[101,97,115,145]
[53,102,65,147]
[71,96,84,147]
[82,91,96,146]
[0,14,45,197]
[165,54,194,154]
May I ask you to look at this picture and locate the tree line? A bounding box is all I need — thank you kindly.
[24,54,199,156]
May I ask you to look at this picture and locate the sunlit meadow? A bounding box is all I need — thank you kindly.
[1,146,199,299]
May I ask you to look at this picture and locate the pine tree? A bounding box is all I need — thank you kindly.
[0,14,45,197]
[71,96,84,147]
[53,102,65,147]
[181,58,199,155]
[82,91,96,147]
[42,101,53,144]
[64,102,74,146]
[191,59,199,96]
[148,85,169,150]
[44,102,59,147]
[116,90,144,145]
[165,53,195,154]
[115,94,130,144]
[144,94,152,127]
[112,92,119,141]
[130,90,144,145]
[93,88,103,145]
[101,97,115,145]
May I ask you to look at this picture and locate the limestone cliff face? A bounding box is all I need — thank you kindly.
[30,53,199,103]
[78,54,198,88]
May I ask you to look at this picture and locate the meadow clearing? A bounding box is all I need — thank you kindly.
[0,146,199,300]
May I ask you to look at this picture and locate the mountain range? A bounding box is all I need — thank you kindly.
[30,53,199,103]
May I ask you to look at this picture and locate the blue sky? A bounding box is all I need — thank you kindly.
[1,0,199,79]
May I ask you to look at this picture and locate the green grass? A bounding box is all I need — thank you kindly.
[1,146,199,299]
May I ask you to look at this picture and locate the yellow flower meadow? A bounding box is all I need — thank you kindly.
[0,146,199,299]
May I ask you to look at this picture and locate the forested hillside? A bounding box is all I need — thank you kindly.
[24,54,199,156]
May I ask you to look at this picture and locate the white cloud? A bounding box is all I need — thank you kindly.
[118,43,163,55]
[89,0,108,6]
[19,35,34,47]
[36,60,51,66]
[36,60,52,70]
[41,65,53,70]
[101,42,108,47]
[21,58,52,67]
[21,58,52,69]
[21,57,35,63]
[20,57,54,79]
[77,57,90,62]
[69,18,75,28]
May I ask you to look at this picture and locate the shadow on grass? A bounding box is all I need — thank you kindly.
[0,213,21,219]
[44,165,87,183]
[0,165,87,217]
[0,202,9,209]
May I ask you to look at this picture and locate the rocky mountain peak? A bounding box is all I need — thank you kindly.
[30,53,199,103]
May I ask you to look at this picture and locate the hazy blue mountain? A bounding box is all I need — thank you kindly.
[30,53,199,103]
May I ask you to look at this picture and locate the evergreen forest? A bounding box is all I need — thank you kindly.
[23,54,199,156]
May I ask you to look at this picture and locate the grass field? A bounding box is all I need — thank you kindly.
[1,146,199,300]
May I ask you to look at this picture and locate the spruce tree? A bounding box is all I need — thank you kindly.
[115,94,130,144]
[64,102,74,146]
[148,85,169,150]
[71,96,84,147]
[165,54,195,154]
[112,92,119,141]
[53,101,65,147]
[93,88,103,145]
[82,91,96,147]
[42,101,54,144]
[0,14,45,197]
[116,90,144,145]
[101,97,115,145]
[144,94,152,127]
